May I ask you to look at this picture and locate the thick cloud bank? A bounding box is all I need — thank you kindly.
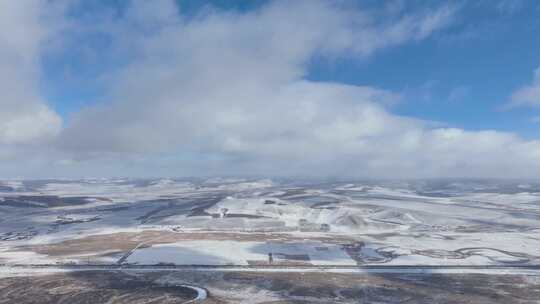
[2,0,540,178]
[0,1,61,147]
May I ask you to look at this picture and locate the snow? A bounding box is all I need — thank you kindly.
[2,178,540,267]
[0,249,55,265]
[126,240,356,266]
[0,181,23,191]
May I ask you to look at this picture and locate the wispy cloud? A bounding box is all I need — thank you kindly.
[447,86,470,103]
[509,67,540,108]
[496,0,524,14]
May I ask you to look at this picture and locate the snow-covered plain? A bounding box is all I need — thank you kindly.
[1,178,539,266]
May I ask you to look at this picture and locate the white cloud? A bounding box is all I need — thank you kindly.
[3,0,540,179]
[49,0,540,178]
[59,0,454,154]
[510,67,540,107]
[0,1,62,146]
[0,105,61,145]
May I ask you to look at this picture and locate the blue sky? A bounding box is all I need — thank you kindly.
[2,0,540,178]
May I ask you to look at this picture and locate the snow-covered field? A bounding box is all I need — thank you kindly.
[1,178,539,266]
[126,240,355,266]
